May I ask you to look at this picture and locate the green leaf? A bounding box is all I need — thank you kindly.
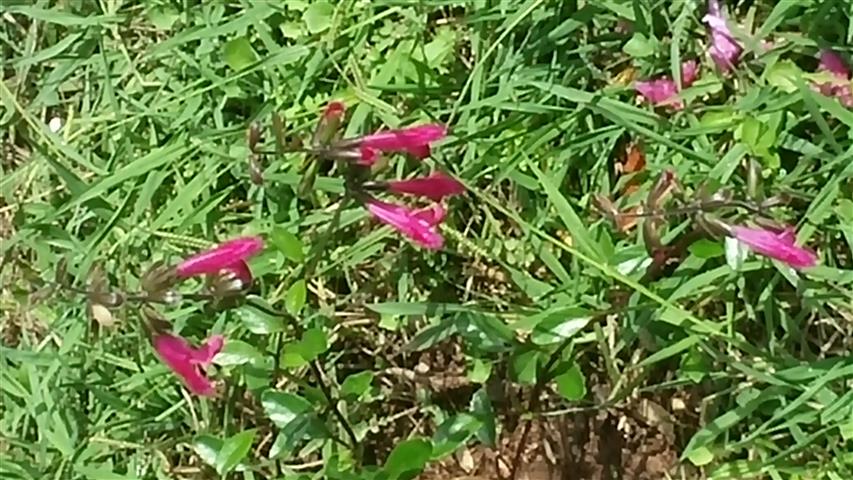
[223,36,257,71]
[285,279,307,315]
[688,239,725,259]
[238,304,286,334]
[214,340,262,366]
[262,391,312,429]
[840,419,853,441]
[511,349,539,385]
[271,227,305,262]
[384,438,432,480]
[431,414,482,459]
[623,33,656,58]
[531,308,592,345]
[554,363,586,401]
[530,164,603,261]
[303,1,333,34]
[295,327,328,361]
[340,371,373,399]
[404,320,457,352]
[686,446,714,467]
[470,388,497,447]
[467,358,492,384]
[764,60,802,93]
[215,430,255,475]
[147,6,179,31]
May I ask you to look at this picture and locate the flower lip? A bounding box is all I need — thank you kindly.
[731,225,818,269]
[635,60,699,110]
[153,334,225,396]
[387,171,466,201]
[366,198,445,250]
[703,0,743,73]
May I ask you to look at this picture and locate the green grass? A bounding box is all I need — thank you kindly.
[2,1,853,479]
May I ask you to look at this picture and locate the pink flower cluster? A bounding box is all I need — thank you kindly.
[634,0,742,109]
[327,104,465,250]
[816,50,853,107]
[153,237,263,396]
[635,60,699,110]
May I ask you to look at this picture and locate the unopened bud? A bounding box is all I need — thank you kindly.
[246,122,262,153]
[312,101,346,146]
[140,262,178,295]
[697,215,732,238]
[141,305,171,335]
[647,170,676,211]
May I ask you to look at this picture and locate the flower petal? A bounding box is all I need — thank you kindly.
[366,199,445,250]
[176,236,263,278]
[635,79,681,108]
[359,124,447,152]
[387,172,466,201]
[153,334,224,396]
[819,50,851,80]
[732,226,818,269]
[703,0,743,73]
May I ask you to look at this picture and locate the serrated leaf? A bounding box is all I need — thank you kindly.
[285,280,307,315]
[271,227,305,262]
[223,37,257,71]
[215,430,255,475]
[303,1,333,34]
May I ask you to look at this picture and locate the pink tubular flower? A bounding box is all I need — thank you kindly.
[635,60,699,109]
[153,334,224,396]
[732,226,818,269]
[176,236,263,285]
[387,172,466,201]
[816,50,853,108]
[703,0,743,73]
[356,124,447,165]
[366,199,445,250]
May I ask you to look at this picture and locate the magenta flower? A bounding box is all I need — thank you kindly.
[387,172,466,201]
[732,226,818,269]
[153,334,224,396]
[816,50,853,107]
[635,60,699,109]
[356,124,447,165]
[703,0,743,73]
[176,236,263,286]
[366,199,446,250]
